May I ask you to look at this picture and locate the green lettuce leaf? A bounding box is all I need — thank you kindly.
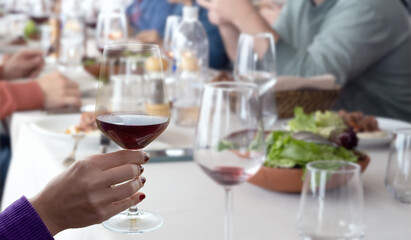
[288,107,347,138]
[264,131,357,169]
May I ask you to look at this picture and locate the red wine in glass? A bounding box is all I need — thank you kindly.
[86,21,97,29]
[96,113,169,150]
[30,15,49,24]
[201,166,251,186]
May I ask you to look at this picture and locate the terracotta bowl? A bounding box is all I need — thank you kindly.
[83,64,101,79]
[248,154,370,193]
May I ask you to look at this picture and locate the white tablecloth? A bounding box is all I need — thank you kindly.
[3,111,411,239]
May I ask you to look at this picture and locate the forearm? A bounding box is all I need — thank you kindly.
[218,23,240,61]
[0,81,45,119]
[232,7,280,43]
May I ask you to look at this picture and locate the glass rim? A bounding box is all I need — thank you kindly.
[306,160,360,174]
[103,43,160,51]
[393,128,411,135]
[205,81,259,91]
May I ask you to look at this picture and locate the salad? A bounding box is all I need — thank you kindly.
[264,131,358,169]
[287,107,358,150]
[217,107,362,170]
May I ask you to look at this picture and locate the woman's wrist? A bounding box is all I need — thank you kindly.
[30,194,62,236]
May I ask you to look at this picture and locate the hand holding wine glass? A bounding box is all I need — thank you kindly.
[95,43,170,233]
[194,82,266,240]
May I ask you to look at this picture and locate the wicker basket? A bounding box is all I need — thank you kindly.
[274,89,341,118]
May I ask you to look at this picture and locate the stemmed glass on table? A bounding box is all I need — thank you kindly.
[234,32,278,130]
[297,160,366,240]
[28,0,51,25]
[95,43,170,233]
[95,8,128,55]
[194,82,266,240]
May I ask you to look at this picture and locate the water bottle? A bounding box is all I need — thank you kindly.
[172,6,209,127]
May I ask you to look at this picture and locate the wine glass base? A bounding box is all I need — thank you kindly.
[102,210,164,234]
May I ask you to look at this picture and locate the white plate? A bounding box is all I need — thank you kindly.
[358,117,410,147]
[357,130,393,147]
[30,113,174,150]
[30,114,99,140]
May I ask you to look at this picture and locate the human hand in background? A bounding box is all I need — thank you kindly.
[36,72,81,109]
[259,1,283,25]
[2,49,44,79]
[198,0,256,27]
[136,30,163,46]
[30,150,148,235]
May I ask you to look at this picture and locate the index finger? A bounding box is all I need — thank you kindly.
[90,150,147,170]
[18,49,44,58]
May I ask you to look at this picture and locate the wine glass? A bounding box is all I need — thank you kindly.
[234,32,278,130]
[385,128,411,204]
[297,160,366,240]
[194,82,266,240]
[95,8,128,54]
[163,15,181,61]
[163,15,181,102]
[95,43,171,233]
[28,0,51,25]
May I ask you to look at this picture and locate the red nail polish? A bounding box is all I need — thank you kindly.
[141,176,146,184]
[140,165,144,174]
[139,194,146,201]
[144,153,150,162]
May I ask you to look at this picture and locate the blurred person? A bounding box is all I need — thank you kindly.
[0,50,81,119]
[198,0,411,122]
[127,0,176,45]
[126,0,230,69]
[0,150,148,239]
[256,0,283,25]
[0,49,81,201]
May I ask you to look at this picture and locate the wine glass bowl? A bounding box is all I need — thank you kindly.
[234,32,278,130]
[95,43,170,233]
[95,9,128,54]
[297,160,366,240]
[28,0,51,25]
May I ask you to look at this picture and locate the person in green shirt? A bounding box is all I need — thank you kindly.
[198,0,411,122]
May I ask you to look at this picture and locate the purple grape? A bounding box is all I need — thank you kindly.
[331,128,358,150]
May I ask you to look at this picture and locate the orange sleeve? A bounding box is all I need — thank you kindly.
[0,81,45,119]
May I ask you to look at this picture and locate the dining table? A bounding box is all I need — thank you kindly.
[1,58,411,240]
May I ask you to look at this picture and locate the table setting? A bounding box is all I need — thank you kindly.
[1,1,411,240]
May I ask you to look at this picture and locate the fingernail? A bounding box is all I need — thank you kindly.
[144,152,150,162]
[139,194,146,201]
[140,165,144,174]
[140,176,146,184]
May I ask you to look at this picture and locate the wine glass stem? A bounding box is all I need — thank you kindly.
[225,188,233,240]
[127,205,140,216]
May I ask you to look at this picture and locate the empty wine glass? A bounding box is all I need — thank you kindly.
[163,15,181,102]
[234,32,278,130]
[95,8,128,54]
[297,160,366,240]
[163,15,181,61]
[194,82,266,240]
[95,43,171,233]
[385,128,411,204]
